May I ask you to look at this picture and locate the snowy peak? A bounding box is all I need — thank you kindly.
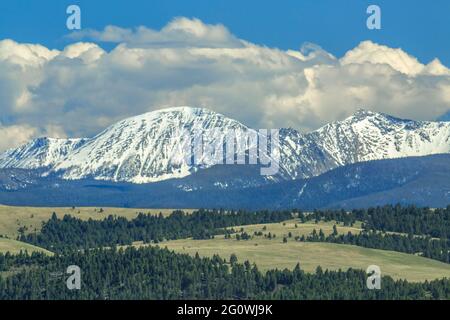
[310,109,450,166]
[0,106,261,184]
[339,108,409,125]
[52,106,256,183]
[0,137,87,169]
[0,106,449,184]
[348,108,379,119]
[276,109,450,180]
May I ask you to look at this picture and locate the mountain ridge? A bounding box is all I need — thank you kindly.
[1,106,449,184]
[1,154,449,209]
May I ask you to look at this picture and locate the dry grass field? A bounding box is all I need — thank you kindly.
[0,237,52,255]
[0,204,193,238]
[145,220,450,282]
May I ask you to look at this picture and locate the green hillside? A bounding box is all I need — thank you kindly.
[151,220,450,282]
[0,204,192,238]
[0,237,52,255]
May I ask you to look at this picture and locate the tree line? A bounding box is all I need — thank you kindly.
[21,209,293,252]
[304,205,450,239]
[300,227,450,263]
[1,246,449,300]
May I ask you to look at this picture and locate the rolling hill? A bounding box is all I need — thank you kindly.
[152,220,450,282]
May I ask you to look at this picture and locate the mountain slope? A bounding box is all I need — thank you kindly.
[53,107,263,183]
[281,110,450,179]
[283,153,450,209]
[0,138,86,169]
[0,107,282,184]
[0,107,449,184]
[1,154,449,209]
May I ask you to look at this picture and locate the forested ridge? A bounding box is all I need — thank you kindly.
[305,205,450,238]
[294,205,450,263]
[1,247,449,300]
[1,204,450,300]
[20,209,293,252]
[300,228,450,263]
[19,205,450,262]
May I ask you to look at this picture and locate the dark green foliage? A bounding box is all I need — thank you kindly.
[361,205,450,238]
[8,204,450,300]
[305,205,450,238]
[22,209,292,252]
[297,205,450,263]
[303,229,450,263]
[1,247,449,300]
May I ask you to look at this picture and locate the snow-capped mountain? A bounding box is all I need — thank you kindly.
[0,107,289,184]
[0,107,449,184]
[52,107,281,183]
[0,137,87,169]
[281,109,450,178]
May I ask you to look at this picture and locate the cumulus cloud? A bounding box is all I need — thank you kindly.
[0,124,38,151]
[0,17,449,151]
[68,17,244,48]
[341,40,450,76]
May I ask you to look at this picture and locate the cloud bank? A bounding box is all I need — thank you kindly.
[0,17,449,151]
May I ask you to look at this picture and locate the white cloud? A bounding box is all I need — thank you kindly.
[340,40,425,75]
[69,17,243,48]
[0,39,59,67]
[61,42,105,62]
[0,124,38,151]
[0,17,449,151]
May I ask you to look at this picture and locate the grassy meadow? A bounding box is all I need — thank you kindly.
[148,220,450,282]
[1,206,449,283]
[0,204,192,238]
[0,237,52,255]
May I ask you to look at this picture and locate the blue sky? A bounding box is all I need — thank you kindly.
[0,0,449,65]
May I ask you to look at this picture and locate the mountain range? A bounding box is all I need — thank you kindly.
[0,106,449,209]
[1,107,450,182]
